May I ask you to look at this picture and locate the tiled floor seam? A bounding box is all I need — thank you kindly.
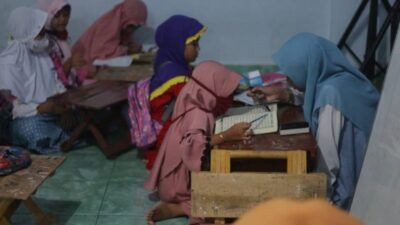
[95,159,117,225]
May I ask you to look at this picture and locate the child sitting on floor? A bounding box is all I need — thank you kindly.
[37,0,87,87]
[145,15,207,170]
[0,7,72,154]
[72,0,147,82]
[145,61,253,225]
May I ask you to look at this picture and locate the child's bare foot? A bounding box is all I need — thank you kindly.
[146,202,185,225]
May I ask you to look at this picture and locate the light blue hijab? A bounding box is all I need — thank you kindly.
[273,33,380,136]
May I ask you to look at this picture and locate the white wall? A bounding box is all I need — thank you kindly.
[0,0,388,65]
[329,0,393,66]
[0,0,331,65]
[329,0,367,58]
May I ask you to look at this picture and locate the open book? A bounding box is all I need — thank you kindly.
[215,104,278,135]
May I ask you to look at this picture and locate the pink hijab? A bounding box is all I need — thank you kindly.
[72,0,147,65]
[145,61,241,189]
[37,0,69,29]
[37,0,71,60]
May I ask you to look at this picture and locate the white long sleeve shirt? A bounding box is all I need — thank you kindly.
[290,88,343,186]
[12,79,66,119]
[316,105,344,186]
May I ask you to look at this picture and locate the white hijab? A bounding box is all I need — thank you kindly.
[0,7,63,104]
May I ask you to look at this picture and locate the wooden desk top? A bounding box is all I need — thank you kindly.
[59,80,132,110]
[0,155,65,200]
[217,105,317,158]
[96,64,153,82]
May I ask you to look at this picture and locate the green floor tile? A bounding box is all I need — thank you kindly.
[50,149,114,182]
[112,149,137,162]
[10,214,36,225]
[96,215,142,225]
[111,159,149,181]
[58,215,97,225]
[65,145,104,157]
[99,179,153,216]
[11,214,97,225]
[12,145,192,225]
[33,179,108,215]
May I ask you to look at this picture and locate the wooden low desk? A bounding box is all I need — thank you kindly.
[212,105,318,173]
[0,155,65,225]
[192,106,326,224]
[59,80,133,159]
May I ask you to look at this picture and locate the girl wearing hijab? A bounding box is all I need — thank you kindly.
[0,7,71,154]
[145,61,252,225]
[145,15,207,170]
[251,33,380,210]
[37,0,86,88]
[71,0,147,82]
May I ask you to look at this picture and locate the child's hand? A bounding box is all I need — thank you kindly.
[37,100,68,115]
[70,53,86,68]
[224,122,252,141]
[249,86,291,103]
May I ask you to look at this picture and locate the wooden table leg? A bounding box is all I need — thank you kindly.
[0,199,13,225]
[214,219,226,224]
[0,218,10,225]
[2,200,21,225]
[210,150,231,224]
[286,150,307,174]
[23,197,55,225]
[211,150,231,173]
[61,119,90,152]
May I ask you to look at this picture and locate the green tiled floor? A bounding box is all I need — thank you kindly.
[11,146,187,225]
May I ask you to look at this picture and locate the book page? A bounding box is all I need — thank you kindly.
[93,55,133,67]
[215,104,278,135]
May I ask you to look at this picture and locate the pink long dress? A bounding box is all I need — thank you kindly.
[145,60,241,224]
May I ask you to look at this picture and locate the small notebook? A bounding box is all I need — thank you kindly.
[215,104,278,135]
[279,122,310,136]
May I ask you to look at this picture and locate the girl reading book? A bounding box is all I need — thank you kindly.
[145,61,252,224]
[250,33,380,210]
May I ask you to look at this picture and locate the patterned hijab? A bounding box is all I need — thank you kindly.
[273,33,380,136]
[149,15,206,93]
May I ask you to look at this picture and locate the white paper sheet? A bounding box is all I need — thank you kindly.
[93,55,133,67]
[234,91,255,105]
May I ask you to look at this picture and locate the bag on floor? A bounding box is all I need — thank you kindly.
[0,146,32,176]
